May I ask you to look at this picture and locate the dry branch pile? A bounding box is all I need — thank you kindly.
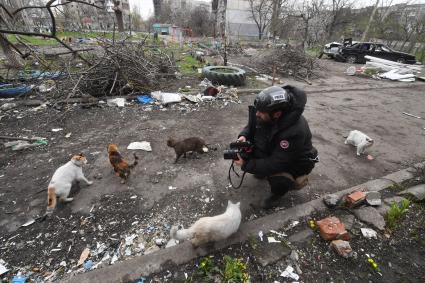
[256,46,319,81]
[62,42,178,98]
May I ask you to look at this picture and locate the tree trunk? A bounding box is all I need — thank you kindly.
[361,0,380,41]
[0,33,23,68]
[113,1,125,32]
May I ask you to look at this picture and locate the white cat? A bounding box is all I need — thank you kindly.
[46,154,93,214]
[345,130,374,156]
[170,200,241,247]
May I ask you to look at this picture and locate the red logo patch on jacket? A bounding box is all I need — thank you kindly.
[280,140,289,149]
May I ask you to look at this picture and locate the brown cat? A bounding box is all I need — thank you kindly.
[107,144,138,183]
[167,137,208,163]
[47,154,93,214]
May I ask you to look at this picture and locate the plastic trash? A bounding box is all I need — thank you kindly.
[151,91,181,104]
[137,277,146,283]
[127,141,152,151]
[280,265,299,280]
[107,98,125,107]
[83,260,93,270]
[136,95,153,104]
[11,274,27,283]
[0,261,8,276]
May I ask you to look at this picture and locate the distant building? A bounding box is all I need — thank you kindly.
[59,0,131,31]
[212,0,262,39]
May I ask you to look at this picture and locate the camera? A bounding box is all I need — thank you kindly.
[223,141,253,160]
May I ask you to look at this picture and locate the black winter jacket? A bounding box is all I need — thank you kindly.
[239,85,318,176]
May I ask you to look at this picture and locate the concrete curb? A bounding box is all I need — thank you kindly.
[61,161,424,283]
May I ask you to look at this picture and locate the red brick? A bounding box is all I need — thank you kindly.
[317,216,350,241]
[346,191,366,207]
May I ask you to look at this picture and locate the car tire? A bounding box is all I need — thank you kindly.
[396,58,405,64]
[346,55,357,64]
[202,66,246,86]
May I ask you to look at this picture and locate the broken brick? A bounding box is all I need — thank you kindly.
[331,240,353,258]
[316,216,349,241]
[346,191,366,207]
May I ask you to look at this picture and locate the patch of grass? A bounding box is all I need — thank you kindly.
[385,199,410,230]
[186,255,249,283]
[387,182,405,191]
[7,35,58,46]
[248,235,258,250]
[177,54,201,75]
[221,256,249,283]
[306,47,321,57]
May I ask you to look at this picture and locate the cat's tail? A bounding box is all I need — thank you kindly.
[170,225,193,241]
[129,154,138,169]
[46,186,56,215]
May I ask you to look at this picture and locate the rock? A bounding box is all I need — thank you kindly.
[360,228,378,239]
[366,191,382,206]
[376,203,390,216]
[1,103,17,111]
[252,242,291,267]
[288,229,314,244]
[383,196,407,206]
[316,217,349,241]
[339,214,355,231]
[398,184,425,201]
[346,191,366,207]
[353,206,386,230]
[289,250,299,262]
[323,194,340,208]
[331,240,353,258]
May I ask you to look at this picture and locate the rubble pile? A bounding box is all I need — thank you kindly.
[58,42,178,98]
[255,46,319,81]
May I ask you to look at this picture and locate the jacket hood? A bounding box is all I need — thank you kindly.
[276,85,307,130]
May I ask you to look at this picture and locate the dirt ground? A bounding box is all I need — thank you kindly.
[0,56,425,281]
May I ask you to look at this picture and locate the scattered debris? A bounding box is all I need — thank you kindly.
[361,228,378,239]
[354,206,386,230]
[323,194,340,208]
[165,239,178,248]
[127,141,152,152]
[0,102,17,111]
[267,237,281,243]
[77,248,90,266]
[367,155,374,160]
[346,191,366,207]
[402,112,422,119]
[331,240,353,258]
[151,91,181,105]
[51,128,63,132]
[107,98,126,107]
[0,260,8,276]
[83,260,93,270]
[10,273,26,283]
[280,265,299,281]
[21,219,35,227]
[366,191,382,206]
[136,95,153,104]
[258,231,264,241]
[316,216,349,241]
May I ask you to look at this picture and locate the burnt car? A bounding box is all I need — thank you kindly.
[335,42,417,64]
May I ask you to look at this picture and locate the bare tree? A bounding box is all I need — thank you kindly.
[113,0,124,32]
[0,0,102,66]
[248,0,274,40]
[295,0,324,48]
[325,0,353,40]
[361,0,380,41]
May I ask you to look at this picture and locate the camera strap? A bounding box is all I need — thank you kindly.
[228,161,247,189]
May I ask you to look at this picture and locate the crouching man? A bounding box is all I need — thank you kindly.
[235,85,318,209]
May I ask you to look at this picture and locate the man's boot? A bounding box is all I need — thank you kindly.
[261,194,282,209]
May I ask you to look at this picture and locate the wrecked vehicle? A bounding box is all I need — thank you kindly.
[323,42,343,58]
[335,42,417,64]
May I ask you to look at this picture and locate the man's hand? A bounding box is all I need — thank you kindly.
[234,153,245,167]
[237,136,247,142]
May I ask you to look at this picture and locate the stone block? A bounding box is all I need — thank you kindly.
[346,191,366,207]
[354,206,386,230]
[397,184,425,201]
[331,240,353,258]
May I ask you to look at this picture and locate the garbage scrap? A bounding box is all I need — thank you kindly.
[151,91,181,105]
[280,265,299,281]
[0,260,8,276]
[127,141,152,151]
[107,98,126,107]
[361,56,424,82]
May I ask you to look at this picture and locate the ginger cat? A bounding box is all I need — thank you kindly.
[107,144,138,183]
